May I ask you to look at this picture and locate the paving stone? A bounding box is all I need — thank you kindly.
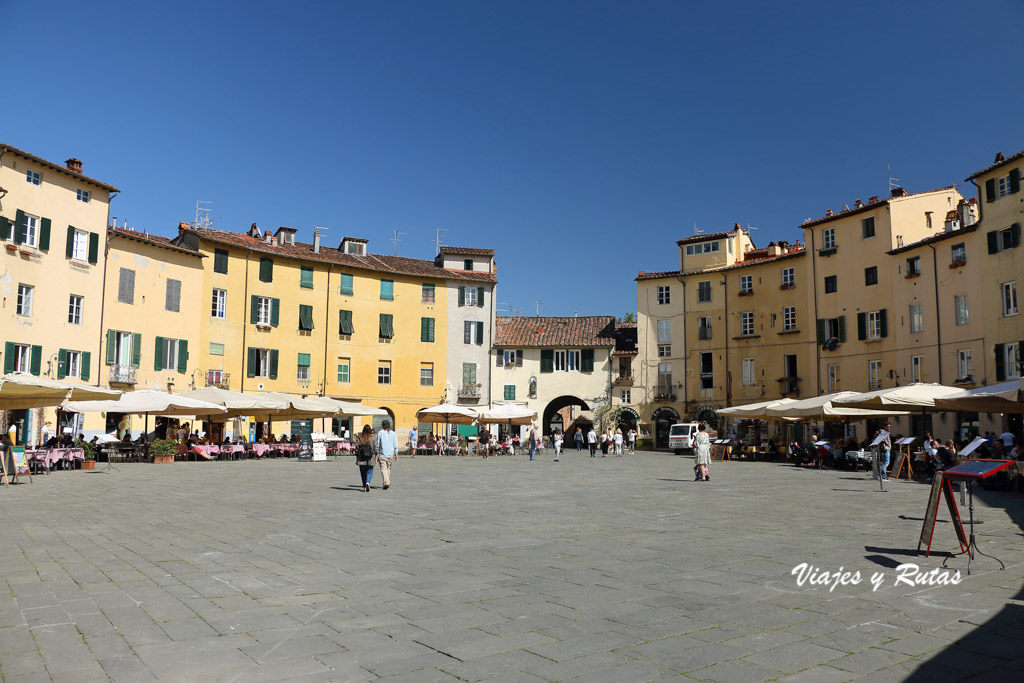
[742,642,847,674]
[689,658,782,682]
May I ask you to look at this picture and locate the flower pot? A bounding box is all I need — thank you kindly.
[83,460,96,470]
[153,455,174,464]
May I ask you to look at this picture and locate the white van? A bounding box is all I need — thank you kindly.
[668,423,716,454]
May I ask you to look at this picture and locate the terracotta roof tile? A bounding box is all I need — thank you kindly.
[801,186,958,228]
[676,229,736,246]
[2,142,119,192]
[495,316,616,347]
[636,270,681,281]
[965,149,1024,181]
[184,227,496,283]
[109,227,203,257]
[887,224,979,256]
[439,246,495,256]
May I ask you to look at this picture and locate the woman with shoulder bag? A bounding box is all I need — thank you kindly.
[355,425,378,492]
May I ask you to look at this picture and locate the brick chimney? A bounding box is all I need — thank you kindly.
[890,187,909,198]
[65,158,83,174]
[825,209,833,217]
[854,198,863,208]
[869,196,879,203]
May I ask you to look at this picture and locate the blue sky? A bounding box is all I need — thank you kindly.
[5,1,1022,317]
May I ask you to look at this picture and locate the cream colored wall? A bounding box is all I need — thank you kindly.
[635,276,688,424]
[0,152,111,443]
[888,189,964,250]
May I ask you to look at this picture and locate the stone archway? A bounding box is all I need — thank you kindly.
[543,395,590,437]
[650,405,680,449]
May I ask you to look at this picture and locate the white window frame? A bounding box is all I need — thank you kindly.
[741,358,755,385]
[909,304,923,334]
[211,288,226,318]
[297,363,310,382]
[1002,281,1018,316]
[827,363,840,392]
[378,362,391,385]
[26,169,41,185]
[22,214,39,248]
[13,344,31,372]
[656,285,670,305]
[337,358,351,383]
[257,296,272,325]
[17,284,33,316]
[739,274,753,294]
[867,311,882,340]
[553,350,567,372]
[657,362,672,393]
[421,284,435,303]
[698,316,712,340]
[464,287,478,306]
[740,311,754,336]
[65,350,82,379]
[656,320,671,344]
[567,350,580,371]
[162,338,179,369]
[620,388,631,404]
[906,256,921,276]
[957,350,972,381]
[658,344,671,358]
[911,355,923,383]
[421,365,434,387]
[952,243,966,264]
[783,306,796,332]
[955,294,969,326]
[822,227,836,250]
[254,349,270,378]
[114,332,133,368]
[782,267,794,287]
[869,360,882,390]
[502,349,517,366]
[68,294,83,325]
[998,175,1012,198]
[70,228,88,260]
[697,280,712,303]
[76,188,90,203]
[1005,343,1021,380]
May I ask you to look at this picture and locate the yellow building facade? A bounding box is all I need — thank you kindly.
[0,144,116,444]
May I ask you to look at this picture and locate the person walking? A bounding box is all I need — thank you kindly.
[407,426,417,457]
[355,425,378,492]
[878,423,892,481]
[694,422,711,481]
[628,428,637,454]
[614,428,624,457]
[587,427,597,457]
[479,426,490,459]
[554,429,563,461]
[574,429,583,452]
[528,424,537,461]
[600,430,610,457]
[376,420,399,491]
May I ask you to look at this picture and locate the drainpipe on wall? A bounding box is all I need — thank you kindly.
[322,264,331,397]
[675,274,688,412]
[926,243,943,385]
[97,191,119,388]
[808,229,821,393]
[240,251,250,393]
[722,274,728,411]
[488,282,495,409]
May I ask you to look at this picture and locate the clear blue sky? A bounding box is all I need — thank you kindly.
[5,1,1022,317]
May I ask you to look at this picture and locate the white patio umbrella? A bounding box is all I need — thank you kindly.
[476,404,537,426]
[257,392,338,420]
[65,389,227,455]
[416,403,479,439]
[716,398,797,418]
[0,373,120,409]
[179,387,289,420]
[307,397,387,417]
[933,380,1024,414]
[832,383,963,410]
[765,392,910,419]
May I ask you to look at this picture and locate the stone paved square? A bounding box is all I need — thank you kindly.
[1,452,1022,681]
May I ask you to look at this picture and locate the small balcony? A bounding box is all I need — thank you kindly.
[654,389,676,402]
[458,383,482,399]
[109,365,137,385]
[614,373,634,385]
[777,377,800,395]
[206,371,231,389]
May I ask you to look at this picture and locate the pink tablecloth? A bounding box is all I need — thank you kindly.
[191,445,216,460]
[250,443,271,457]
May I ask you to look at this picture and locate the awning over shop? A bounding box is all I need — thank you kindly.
[651,406,680,421]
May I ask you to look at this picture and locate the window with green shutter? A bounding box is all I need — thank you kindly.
[88,233,99,264]
[298,304,314,331]
[30,345,42,376]
[421,317,435,342]
[379,313,394,339]
[380,279,394,300]
[213,248,228,274]
[154,336,165,370]
[581,349,594,372]
[80,351,90,381]
[339,309,354,335]
[259,257,273,282]
[540,349,554,373]
[339,273,353,295]
[504,384,516,400]
[0,216,11,240]
[177,340,188,373]
[300,265,313,289]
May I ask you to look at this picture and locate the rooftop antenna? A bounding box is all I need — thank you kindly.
[693,222,703,235]
[746,223,759,231]
[496,301,510,315]
[431,228,449,254]
[534,300,544,316]
[888,164,901,192]
[510,305,522,316]
[390,229,406,256]
[194,200,213,230]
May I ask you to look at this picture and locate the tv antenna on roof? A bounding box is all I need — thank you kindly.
[693,222,703,235]
[194,200,213,230]
[888,164,901,191]
[431,228,449,254]
[390,229,406,256]
[746,223,759,231]
[534,300,544,316]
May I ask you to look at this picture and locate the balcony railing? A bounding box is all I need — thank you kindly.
[614,373,634,385]
[109,365,137,384]
[458,383,482,399]
[206,371,231,389]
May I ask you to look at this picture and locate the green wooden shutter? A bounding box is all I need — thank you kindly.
[496,350,503,367]
[269,349,279,379]
[154,336,165,371]
[270,298,280,326]
[247,348,256,377]
[39,218,51,251]
[857,312,866,341]
[504,385,515,400]
[879,309,888,338]
[458,286,465,306]
[985,179,996,202]
[88,232,99,264]
[988,230,999,254]
[463,321,471,344]
[30,345,42,376]
[57,349,68,379]
[214,249,228,273]
[250,295,259,324]
[475,321,484,345]
[339,310,353,335]
[3,342,14,373]
[300,266,313,289]
[477,287,484,307]
[838,316,846,343]
[421,317,430,342]
[105,330,115,364]
[131,333,142,367]
[0,216,10,240]
[816,319,826,345]
[177,340,188,373]
[81,352,91,381]
[380,314,394,338]
[995,344,1006,381]
[14,209,26,244]
[541,349,554,373]
[581,349,594,372]
[1010,168,1021,194]
[299,305,313,331]
[516,350,523,366]
[340,273,353,295]
[1011,223,1021,249]
[66,226,76,258]
[259,257,273,282]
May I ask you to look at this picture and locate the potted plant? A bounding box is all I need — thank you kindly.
[151,438,177,464]
[81,442,96,470]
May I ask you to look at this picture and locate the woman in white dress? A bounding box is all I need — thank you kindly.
[694,422,712,482]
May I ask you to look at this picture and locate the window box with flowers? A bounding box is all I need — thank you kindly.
[949,260,966,269]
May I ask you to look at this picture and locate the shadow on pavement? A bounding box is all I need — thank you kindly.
[905,487,1024,679]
